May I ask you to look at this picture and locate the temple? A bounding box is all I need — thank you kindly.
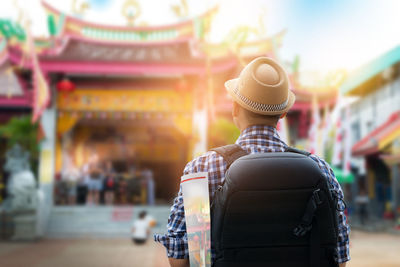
[0,1,338,204]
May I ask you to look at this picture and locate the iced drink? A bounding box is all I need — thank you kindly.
[181,172,211,267]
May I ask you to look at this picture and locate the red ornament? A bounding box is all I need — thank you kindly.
[175,79,188,92]
[57,78,76,92]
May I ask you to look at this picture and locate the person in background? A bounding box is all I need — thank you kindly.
[77,162,90,205]
[117,175,128,205]
[355,188,369,225]
[103,161,116,205]
[61,148,80,205]
[87,155,103,205]
[62,167,80,205]
[142,169,155,205]
[131,210,156,244]
[127,167,142,204]
[54,172,67,205]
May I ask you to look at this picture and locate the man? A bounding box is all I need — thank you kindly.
[155,57,350,267]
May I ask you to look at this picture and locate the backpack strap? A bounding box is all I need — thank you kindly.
[212,145,310,168]
[211,144,248,169]
[293,189,323,237]
[285,146,312,157]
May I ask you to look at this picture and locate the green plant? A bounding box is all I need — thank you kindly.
[208,117,240,148]
[324,128,336,165]
[0,115,39,167]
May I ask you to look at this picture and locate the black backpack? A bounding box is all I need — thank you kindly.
[210,144,339,267]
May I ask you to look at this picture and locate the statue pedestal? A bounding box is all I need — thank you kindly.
[11,210,37,241]
[0,209,14,240]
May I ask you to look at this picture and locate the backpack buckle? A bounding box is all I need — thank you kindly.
[293,223,312,237]
[293,189,323,237]
[313,189,322,205]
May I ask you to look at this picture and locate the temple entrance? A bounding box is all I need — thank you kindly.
[54,85,194,205]
[55,115,190,205]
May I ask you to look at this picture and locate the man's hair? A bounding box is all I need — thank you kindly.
[241,106,281,125]
[139,210,147,219]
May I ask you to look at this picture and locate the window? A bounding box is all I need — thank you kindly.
[351,121,361,143]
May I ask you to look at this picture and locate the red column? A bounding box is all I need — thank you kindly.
[298,110,309,139]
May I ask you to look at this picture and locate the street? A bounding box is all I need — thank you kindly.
[0,230,399,267]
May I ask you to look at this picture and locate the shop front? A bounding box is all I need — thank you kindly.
[352,111,400,219]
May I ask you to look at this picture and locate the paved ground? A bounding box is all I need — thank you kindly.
[0,230,399,267]
[349,230,400,267]
[0,239,169,267]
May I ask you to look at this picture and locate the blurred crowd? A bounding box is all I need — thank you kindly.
[55,158,155,206]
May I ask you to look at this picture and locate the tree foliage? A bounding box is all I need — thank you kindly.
[0,115,39,162]
[209,117,240,148]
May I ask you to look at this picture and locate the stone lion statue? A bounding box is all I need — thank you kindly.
[3,144,37,212]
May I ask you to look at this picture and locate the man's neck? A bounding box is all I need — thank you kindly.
[240,123,277,132]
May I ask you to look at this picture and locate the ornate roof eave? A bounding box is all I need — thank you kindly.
[288,71,338,107]
[237,29,287,58]
[42,1,218,45]
[7,43,237,76]
[7,35,197,66]
[36,57,238,76]
[0,59,33,108]
[289,84,338,112]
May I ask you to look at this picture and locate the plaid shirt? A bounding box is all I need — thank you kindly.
[154,125,350,263]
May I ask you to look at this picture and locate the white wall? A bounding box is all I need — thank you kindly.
[349,75,400,144]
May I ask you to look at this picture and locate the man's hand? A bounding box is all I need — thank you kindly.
[339,262,347,267]
[168,258,189,267]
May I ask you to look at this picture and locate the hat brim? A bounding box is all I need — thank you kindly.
[225,78,295,116]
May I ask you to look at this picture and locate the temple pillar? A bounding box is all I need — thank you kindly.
[36,104,57,237]
[191,76,208,158]
[36,108,56,234]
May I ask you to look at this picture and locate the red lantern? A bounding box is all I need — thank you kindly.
[175,79,188,92]
[56,78,76,92]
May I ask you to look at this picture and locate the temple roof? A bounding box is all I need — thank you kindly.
[1,2,288,74]
[0,3,339,109]
[40,36,196,63]
[43,1,217,45]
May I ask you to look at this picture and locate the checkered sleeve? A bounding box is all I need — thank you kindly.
[154,186,188,259]
[309,155,351,263]
[154,152,219,259]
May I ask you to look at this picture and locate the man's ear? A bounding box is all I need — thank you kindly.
[232,101,239,117]
[279,112,287,119]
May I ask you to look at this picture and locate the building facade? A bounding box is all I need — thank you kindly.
[341,46,400,218]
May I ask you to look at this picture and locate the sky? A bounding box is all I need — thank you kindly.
[1,0,400,73]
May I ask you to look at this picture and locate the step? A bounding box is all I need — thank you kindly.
[46,205,171,238]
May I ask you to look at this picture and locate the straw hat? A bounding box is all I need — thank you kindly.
[225,57,295,115]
